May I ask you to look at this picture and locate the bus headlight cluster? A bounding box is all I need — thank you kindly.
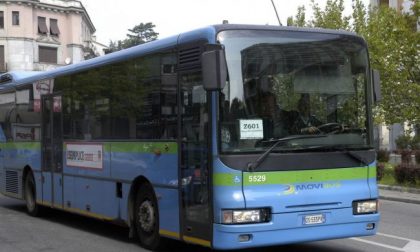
[353,200,378,215]
[222,208,270,224]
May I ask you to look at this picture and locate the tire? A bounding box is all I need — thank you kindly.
[135,184,162,250]
[24,173,40,216]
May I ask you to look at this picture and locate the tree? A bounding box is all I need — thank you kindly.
[361,4,420,125]
[309,0,350,30]
[287,5,306,27]
[125,22,159,48]
[106,22,159,53]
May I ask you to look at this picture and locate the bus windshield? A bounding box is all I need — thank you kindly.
[218,30,371,154]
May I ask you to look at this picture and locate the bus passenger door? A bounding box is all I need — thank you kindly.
[41,94,63,208]
[179,70,212,246]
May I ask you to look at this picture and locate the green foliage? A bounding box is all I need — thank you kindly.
[106,22,159,53]
[309,0,350,29]
[125,22,159,47]
[287,5,306,27]
[362,5,420,125]
[396,134,413,150]
[395,134,420,151]
[352,0,367,34]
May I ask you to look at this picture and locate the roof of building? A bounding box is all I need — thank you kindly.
[0,0,96,33]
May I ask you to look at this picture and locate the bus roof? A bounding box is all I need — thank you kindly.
[1,24,363,90]
[0,71,42,84]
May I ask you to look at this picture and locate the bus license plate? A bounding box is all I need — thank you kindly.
[303,214,325,225]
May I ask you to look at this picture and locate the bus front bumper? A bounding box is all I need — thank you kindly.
[212,208,380,250]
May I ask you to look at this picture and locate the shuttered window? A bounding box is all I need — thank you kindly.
[50,19,60,36]
[39,46,57,64]
[38,17,48,34]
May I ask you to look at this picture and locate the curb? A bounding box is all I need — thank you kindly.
[378,185,420,204]
[378,184,420,194]
[379,194,420,205]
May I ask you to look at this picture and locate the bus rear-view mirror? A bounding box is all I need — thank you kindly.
[202,46,227,91]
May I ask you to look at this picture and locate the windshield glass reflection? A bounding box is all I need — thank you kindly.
[218,30,371,153]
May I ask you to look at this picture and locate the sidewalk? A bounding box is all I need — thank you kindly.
[379,184,420,204]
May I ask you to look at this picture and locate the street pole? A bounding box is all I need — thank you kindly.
[270,0,282,26]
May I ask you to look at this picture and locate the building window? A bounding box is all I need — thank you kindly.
[0,12,4,29]
[39,46,57,64]
[0,45,5,72]
[50,19,60,36]
[12,11,19,26]
[38,17,48,34]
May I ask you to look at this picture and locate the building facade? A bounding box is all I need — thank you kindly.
[370,0,415,13]
[0,0,105,73]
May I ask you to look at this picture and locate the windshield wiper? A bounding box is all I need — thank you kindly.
[294,145,370,166]
[247,135,327,172]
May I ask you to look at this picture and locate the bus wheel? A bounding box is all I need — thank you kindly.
[135,184,162,250]
[24,173,40,216]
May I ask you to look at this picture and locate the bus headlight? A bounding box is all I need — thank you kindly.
[353,200,378,215]
[222,208,270,224]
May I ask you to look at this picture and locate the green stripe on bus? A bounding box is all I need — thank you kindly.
[214,166,375,186]
[3,142,41,150]
[214,173,240,187]
[368,166,377,179]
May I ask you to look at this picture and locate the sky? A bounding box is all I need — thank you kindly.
[81,0,371,45]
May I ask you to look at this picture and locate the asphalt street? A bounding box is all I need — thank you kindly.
[0,194,419,252]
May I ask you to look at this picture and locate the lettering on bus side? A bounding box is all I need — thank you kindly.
[67,150,85,161]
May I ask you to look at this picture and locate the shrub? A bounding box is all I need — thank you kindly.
[400,149,412,164]
[416,165,420,181]
[412,135,420,150]
[394,164,417,185]
[377,162,385,181]
[377,149,390,163]
[394,164,406,183]
[415,150,420,165]
[406,166,417,185]
[395,134,412,150]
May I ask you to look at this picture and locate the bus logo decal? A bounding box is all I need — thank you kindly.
[283,182,341,195]
[283,185,296,195]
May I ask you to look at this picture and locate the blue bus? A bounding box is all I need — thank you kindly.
[0,24,380,250]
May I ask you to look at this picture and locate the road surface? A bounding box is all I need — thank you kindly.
[0,195,419,252]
